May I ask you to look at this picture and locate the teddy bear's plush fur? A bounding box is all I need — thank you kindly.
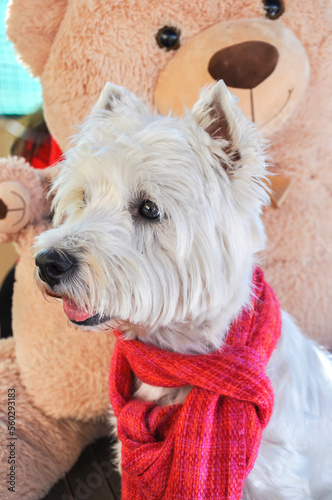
[7,0,332,343]
[0,0,331,498]
[0,158,113,499]
[0,338,106,499]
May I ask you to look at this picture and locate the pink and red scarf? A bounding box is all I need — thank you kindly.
[109,267,281,499]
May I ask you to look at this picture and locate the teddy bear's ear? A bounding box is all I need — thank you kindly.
[6,0,68,77]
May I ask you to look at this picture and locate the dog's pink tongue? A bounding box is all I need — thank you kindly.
[63,297,90,322]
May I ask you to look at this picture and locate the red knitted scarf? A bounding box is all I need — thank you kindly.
[109,268,281,499]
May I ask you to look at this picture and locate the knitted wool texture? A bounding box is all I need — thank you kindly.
[109,268,281,499]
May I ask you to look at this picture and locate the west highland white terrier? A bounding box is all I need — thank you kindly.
[35,81,332,499]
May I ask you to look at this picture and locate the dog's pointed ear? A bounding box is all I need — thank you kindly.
[191,81,242,162]
[191,81,270,213]
[93,82,132,112]
[92,82,148,124]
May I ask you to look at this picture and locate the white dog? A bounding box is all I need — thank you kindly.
[35,81,332,499]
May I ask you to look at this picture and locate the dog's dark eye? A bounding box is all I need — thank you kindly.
[139,200,160,220]
[263,0,284,19]
[156,26,181,51]
[82,190,87,207]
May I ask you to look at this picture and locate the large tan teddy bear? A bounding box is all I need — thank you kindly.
[0,0,331,498]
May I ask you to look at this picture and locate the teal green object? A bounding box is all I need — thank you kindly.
[0,0,43,115]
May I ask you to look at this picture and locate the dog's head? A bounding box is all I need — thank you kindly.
[35,81,269,352]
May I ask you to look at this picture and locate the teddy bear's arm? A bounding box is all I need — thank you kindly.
[6,0,68,77]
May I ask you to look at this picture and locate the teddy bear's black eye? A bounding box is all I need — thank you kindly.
[156,26,181,51]
[139,200,160,220]
[263,0,285,20]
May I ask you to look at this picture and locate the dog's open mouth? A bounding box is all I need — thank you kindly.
[62,297,109,326]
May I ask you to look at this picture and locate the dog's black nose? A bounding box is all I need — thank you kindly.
[35,250,76,288]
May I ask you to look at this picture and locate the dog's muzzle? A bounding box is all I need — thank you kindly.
[35,249,77,288]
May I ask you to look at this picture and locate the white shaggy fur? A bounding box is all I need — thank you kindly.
[35,81,332,498]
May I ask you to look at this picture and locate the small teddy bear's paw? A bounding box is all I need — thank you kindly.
[0,156,45,242]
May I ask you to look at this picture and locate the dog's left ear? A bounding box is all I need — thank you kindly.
[191,81,244,164]
[192,81,269,212]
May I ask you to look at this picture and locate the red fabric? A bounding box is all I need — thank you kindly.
[28,137,63,169]
[49,138,63,166]
[109,267,281,499]
[28,138,51,169]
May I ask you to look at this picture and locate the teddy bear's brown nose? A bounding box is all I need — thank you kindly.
[0,199,8,219]
[208,41,279,89]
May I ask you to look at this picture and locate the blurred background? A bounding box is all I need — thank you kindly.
[0,0,43,334]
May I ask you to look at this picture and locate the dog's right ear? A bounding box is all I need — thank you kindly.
[93,83,132,112]
[92,82,148,119]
